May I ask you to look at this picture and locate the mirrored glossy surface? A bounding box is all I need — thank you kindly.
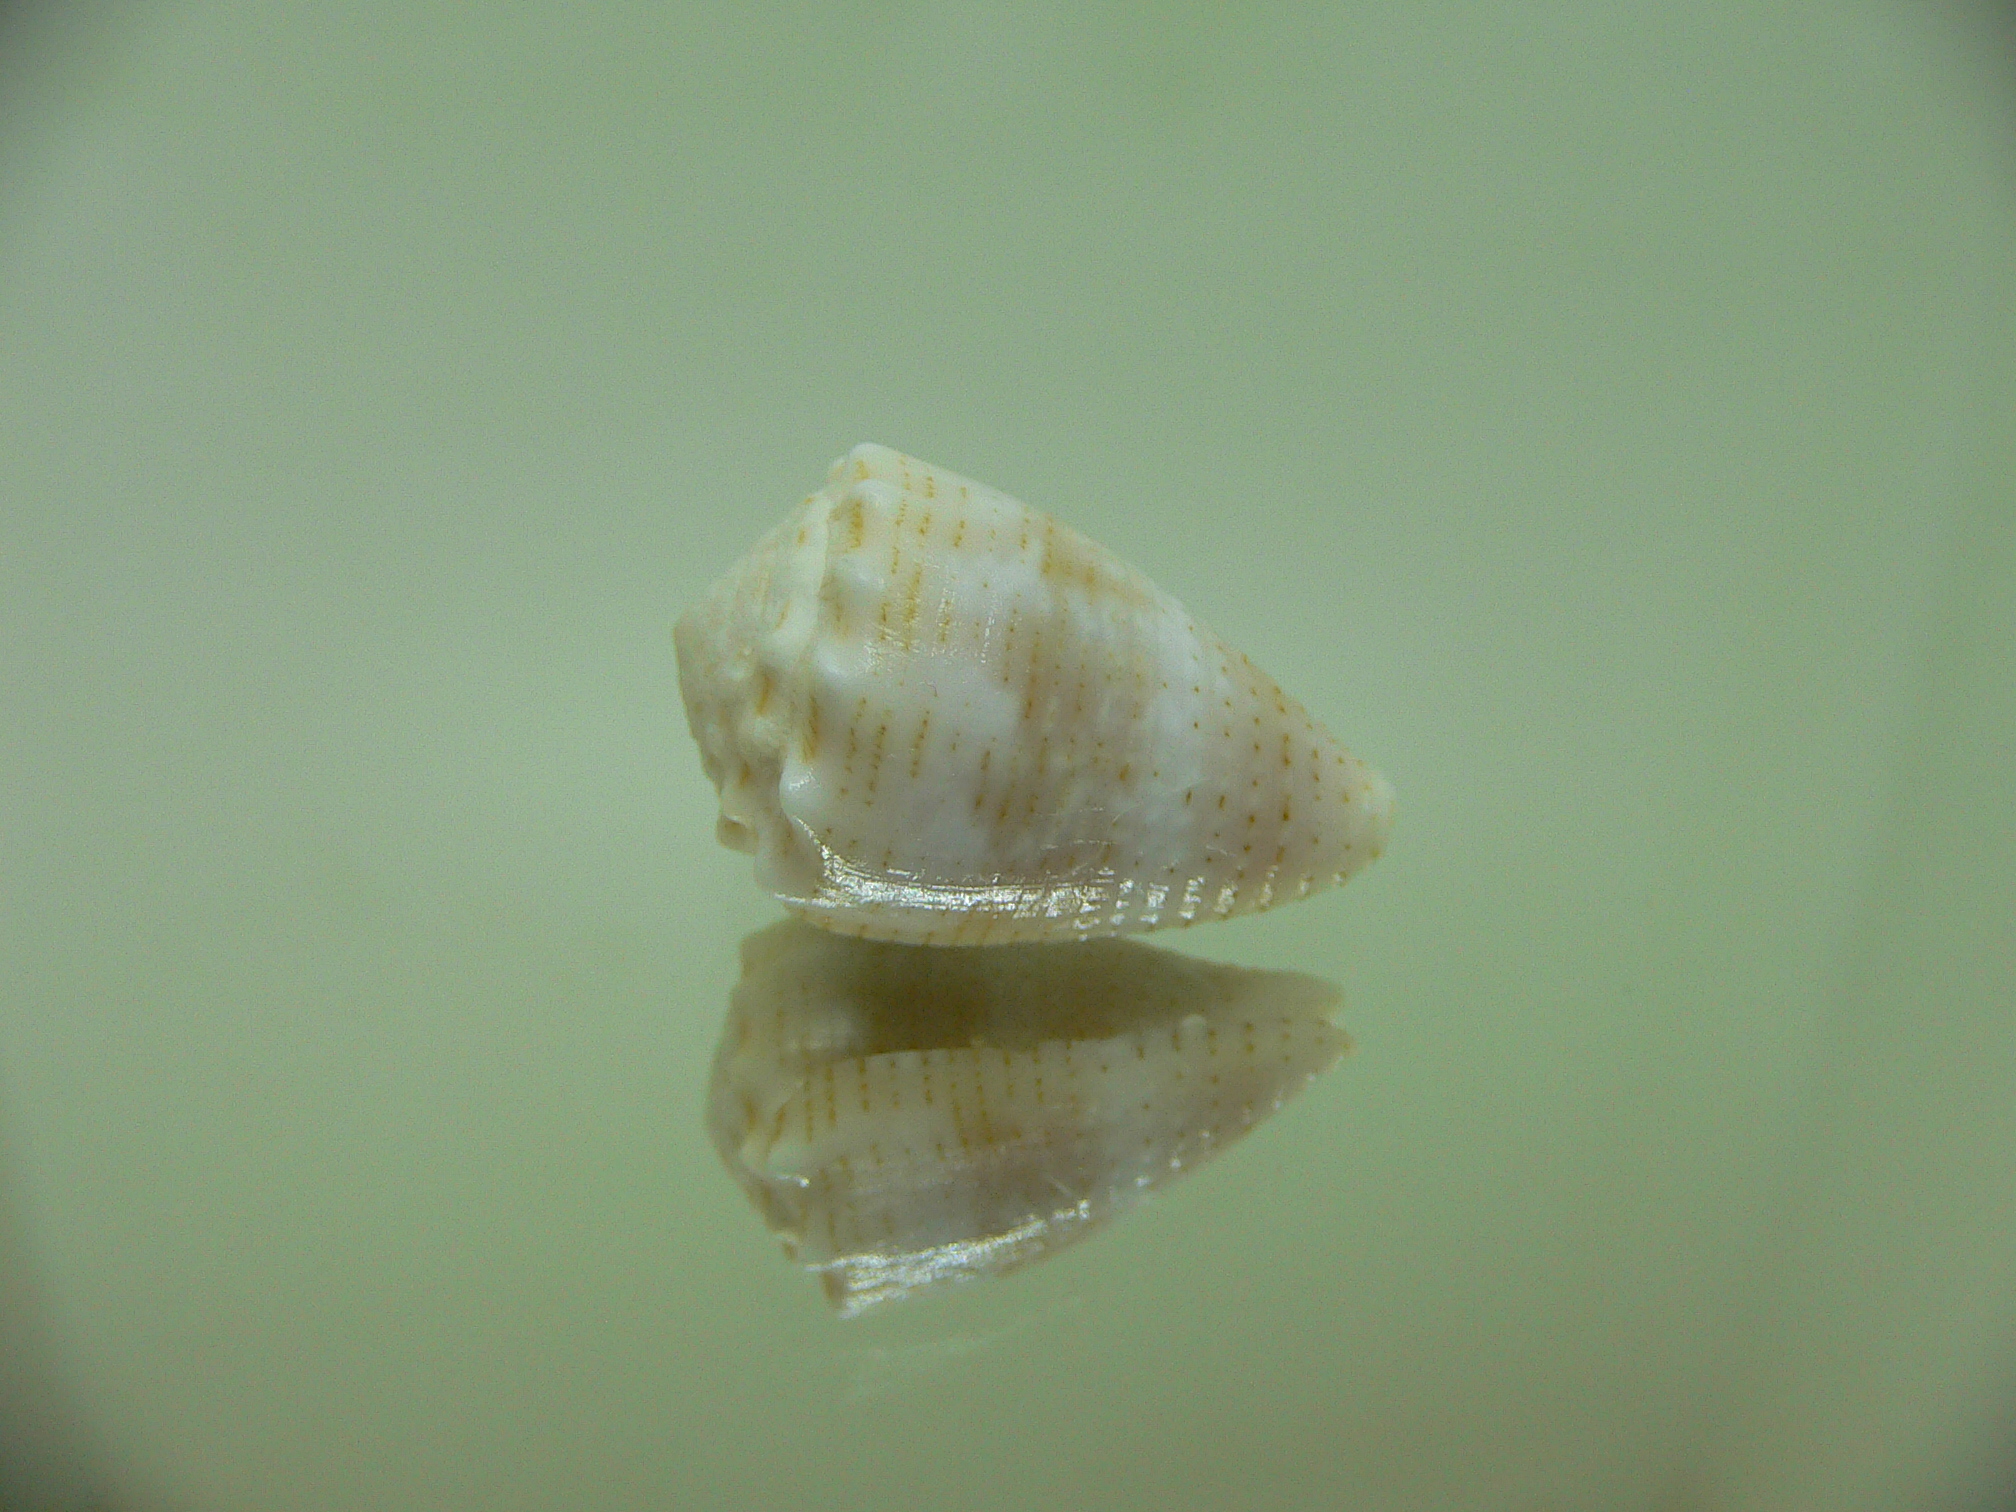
[710,922,1347,1314]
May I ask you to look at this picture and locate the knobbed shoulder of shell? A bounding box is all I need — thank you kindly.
[676,444,1394,946]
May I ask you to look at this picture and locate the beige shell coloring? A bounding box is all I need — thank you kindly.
[709,921,1349,1315]
[675,444,1394,944]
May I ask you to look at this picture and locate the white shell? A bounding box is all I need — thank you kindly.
[675,444,1394,944]
[707,921,1349,1315]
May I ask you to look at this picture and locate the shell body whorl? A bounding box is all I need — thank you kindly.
[675,444,1393,944]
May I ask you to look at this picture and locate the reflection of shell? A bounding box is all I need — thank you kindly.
[708,920,1349,1315]
[675,444,1394,944]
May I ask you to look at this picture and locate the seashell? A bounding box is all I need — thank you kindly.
[708,920,1350,1315]
[675,444,1394,944]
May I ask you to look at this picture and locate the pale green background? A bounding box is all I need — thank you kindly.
[3,4,2014,1510]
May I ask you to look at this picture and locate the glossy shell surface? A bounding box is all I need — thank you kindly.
[675,444,1394,944]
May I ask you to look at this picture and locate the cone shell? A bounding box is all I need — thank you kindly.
[675,444,1394,944]
[708,921,1349,1315]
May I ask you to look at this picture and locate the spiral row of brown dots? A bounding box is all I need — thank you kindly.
[675,443,1393,944]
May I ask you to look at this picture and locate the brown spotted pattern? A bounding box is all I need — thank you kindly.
[675,444,1394,944]
[707,921,1349,1315]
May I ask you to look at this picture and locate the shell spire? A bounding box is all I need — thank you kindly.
[675,444,1394,945]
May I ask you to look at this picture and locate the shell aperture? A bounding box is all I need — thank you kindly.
[675,444,1394,944]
